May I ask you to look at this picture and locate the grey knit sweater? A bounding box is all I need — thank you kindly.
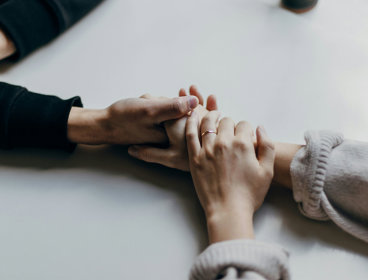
[190,131,368,280]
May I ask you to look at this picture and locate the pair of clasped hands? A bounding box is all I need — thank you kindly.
[68,86,275,243]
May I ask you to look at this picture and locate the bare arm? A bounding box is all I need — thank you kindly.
[0,29,15,60]
[273,142,302,189]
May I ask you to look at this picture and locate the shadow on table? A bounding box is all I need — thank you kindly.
[0,145,208,252]
[265,186,368,258]
[0,145,366,257]
[0,61,15,74]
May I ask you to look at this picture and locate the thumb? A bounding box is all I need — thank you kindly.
[152,96,199,123]
[256,126,275,176]
[128,145,173,167]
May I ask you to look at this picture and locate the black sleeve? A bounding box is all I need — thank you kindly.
[0,0,104,60]
[0,82,83,151]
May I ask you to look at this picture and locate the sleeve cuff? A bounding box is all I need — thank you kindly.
[190,239,290,280]
[8,88,83,152]
[291,131,368,243]
[0,0,59,60]
[290,130,344,221]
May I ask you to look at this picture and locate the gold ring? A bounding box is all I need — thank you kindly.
[201,130,217,137]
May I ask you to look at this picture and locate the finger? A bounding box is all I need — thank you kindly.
[189,85,204,105]
[200,111,221,147]
[235,121,253,142]
[179,88,187,97]
[217,117,235,138]
[252,129,257,147]
[186,110,201,158]
[256,126,275,174]
[128,145,171,166]
[140,93,152,99]
[153,96,199,123]
[206,95,218,111]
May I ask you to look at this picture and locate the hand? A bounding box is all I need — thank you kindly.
[67,94,199,145]
[128,86,218,171]
[178,85,217,111]
[0,29,15,60]
[186,111,275,243]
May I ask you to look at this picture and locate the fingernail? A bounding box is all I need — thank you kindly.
[188,96,198,109]
[128,146,138,156]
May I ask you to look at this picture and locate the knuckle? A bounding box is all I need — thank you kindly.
[140,93,151,99]
[263,140,275,152]
[185,127,198,140]
[186,130,197,141]
[143,106,156,118]
[186,131,195,139]
[232,139,248,151]
[232,140,255,153]
[138,149,150,162]
[167,151,178,163]
[202,114,212,124]
[170,98,186,114]
[204,111,220,122]
[204,147,215,159]
[214,139,230,153]
[192,157,202,168]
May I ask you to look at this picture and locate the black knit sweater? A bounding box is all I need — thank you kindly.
[0,0,104,150]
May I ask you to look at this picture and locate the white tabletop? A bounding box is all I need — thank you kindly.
[1,0,368,279]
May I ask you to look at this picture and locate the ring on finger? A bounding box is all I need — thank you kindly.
[201,130,217,137]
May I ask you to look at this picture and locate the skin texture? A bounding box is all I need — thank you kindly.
[186,111,276,243]
[128,86,218,171]
[273,142,302,189]
[0,29,15,60]
[128,86,301,188]
[67,94,199,145]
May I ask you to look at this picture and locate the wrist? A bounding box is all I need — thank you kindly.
[206,205,254,244]
[0,29,15,60]
[67,107,111,145]
[273,142,302,189]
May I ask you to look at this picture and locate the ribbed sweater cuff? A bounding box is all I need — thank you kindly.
[0,0,59,60]
[190,239,290,280]
[7,88,83,151]
[290,130,344,220]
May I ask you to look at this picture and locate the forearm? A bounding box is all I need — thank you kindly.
[67,107,110,145]
[206,206,254,244]
[273,142,302,189]
[0,29,15,60]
